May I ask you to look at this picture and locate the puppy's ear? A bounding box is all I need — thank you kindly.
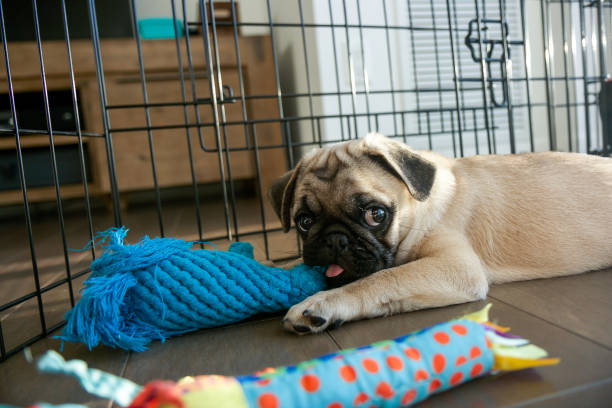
[363,133,436,201]
[268,166,301,232]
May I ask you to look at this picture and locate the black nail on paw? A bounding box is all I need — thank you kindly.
[292,324,312,333]
[327,319,345,330]
[309,316,327,327]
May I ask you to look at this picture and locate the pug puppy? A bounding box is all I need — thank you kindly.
[269,133,612,334]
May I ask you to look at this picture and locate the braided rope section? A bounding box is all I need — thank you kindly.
[60,228,326,351]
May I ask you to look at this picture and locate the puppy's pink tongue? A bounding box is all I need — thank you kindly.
[326,264,344,278]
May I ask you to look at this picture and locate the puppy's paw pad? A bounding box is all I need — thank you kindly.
[282,289,349,334]
[292,324,312,333]
[309,316,327,327]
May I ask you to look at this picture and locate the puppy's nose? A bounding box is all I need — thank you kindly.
[325,233,349,253]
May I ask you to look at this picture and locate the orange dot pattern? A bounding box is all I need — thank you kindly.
[451,324,468,336]
[362,358,379,374]
[386,355,404,371]
[455,355,468,366]
[300,374,320,393]
[239,319,492,408]
[432,353,446,373]
[404,347,421,361]
[433,331,451,345]
[339,365,357,382]
[450,372,464,386]
[258,393,278,408]
[375,381,395,399]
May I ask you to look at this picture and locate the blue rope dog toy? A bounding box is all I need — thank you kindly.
[60,228,326,351]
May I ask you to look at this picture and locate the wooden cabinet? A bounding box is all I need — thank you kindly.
[106,72,255,191]
[0,34,287,206]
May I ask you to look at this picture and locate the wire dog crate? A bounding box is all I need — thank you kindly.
[0,0,610,362]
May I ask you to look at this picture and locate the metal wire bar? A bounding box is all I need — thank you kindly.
[199,0,233,240]
[227,0,251,150]
[226,0,273,252]
[180,0,205,246]
[1,320,64,362]
[481,0,499,154]
[560,0,574,151]
[450,110,458,157]
[0,0,47,341]
[0,267,92,314]
[408,2,426,136]
[100,74,608,110]
[111,122,510,150]
[461,74,608,82]
[382,0,399,139]
[597,0,608,77]
[251,123,270,259]
[60,0,95,261]
[579,0,593,153]
[327,0,347,141]
[87,0,122,226]
[473,0,493,153]
[498,0,516,153]
[0,322,6,361]
[298,0,318,145]
[426,111,433,150]
[445,0,464,157]
[265,0,295,168]
[541,0,557,150]
[191,20,491,33]
[31,0,75,306]
[207,1,241,241]
[597,0,609,155]
[0,127,105,137]
[86,123,503,156]
[452,0,468,149]
[342,0,360,138]
[105,99,600,137]
[472,109,480,154]
[355,0,372,132]
[401,111,407,143]
[519,0,536,152]
[130,0,165,237]
[428,0,446,133]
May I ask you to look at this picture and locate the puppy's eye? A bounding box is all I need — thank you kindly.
[363,207,386,227]
[296,214,314,233]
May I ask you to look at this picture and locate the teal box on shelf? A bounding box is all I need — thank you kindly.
[137,18,185,40]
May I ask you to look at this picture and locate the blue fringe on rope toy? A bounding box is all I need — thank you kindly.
[60,227,326,351]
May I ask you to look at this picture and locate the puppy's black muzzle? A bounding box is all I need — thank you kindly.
[325,232,349,256]
[302,225,392,288]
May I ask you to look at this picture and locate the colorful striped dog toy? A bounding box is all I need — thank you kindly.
[36,305,558,408]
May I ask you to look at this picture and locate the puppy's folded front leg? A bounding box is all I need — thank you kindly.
[282,249,488,334]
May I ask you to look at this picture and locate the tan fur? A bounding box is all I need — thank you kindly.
[277,133,612,333]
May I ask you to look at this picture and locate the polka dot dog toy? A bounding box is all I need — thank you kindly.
[33,305,558,408]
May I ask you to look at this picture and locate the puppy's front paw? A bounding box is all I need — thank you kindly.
[282,290,353,334]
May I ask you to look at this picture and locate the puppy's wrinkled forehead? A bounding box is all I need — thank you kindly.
[292,143,396,215]
[308,143,351,180]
